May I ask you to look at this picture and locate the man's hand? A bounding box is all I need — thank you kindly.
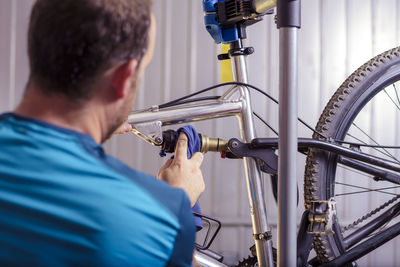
[157,132,205,207]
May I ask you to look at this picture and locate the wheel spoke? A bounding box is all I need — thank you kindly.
[339,164,374,179]
[347,125,400,164]
[393,84,400,108]
[384,88,400,112]
[336,190,398,196]
[335,181,400,197]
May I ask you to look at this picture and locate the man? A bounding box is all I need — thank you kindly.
[0,0,204,266]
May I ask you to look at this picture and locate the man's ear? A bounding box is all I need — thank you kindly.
[111,59,138,99]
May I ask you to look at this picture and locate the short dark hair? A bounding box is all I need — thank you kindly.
[28,0,152,101]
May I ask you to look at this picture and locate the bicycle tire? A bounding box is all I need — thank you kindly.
[304,46,400,263]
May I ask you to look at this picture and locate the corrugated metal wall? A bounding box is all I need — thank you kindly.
[1,0,400,265]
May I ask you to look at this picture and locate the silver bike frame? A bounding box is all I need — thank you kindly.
[127,49,274,266]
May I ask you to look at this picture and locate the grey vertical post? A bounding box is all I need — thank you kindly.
[277,0,301,266]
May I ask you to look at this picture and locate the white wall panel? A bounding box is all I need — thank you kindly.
[320,0,347,111]
[0,0,13,112]
[13,0,34,105]
[1,0,400,265]
[298,0,321,133]
[346,0,373,73]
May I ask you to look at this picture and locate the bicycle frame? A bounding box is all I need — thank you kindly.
[127,40,274,266]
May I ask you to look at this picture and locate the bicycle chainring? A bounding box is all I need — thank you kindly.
[235,246,276,267]
[236,255,258,267]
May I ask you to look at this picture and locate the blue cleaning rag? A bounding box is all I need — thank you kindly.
[175,126,203,231]
[159,125,203,230]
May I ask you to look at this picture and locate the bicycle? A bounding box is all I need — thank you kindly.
[127,0,400,266]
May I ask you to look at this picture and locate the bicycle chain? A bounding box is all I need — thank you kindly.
[342,194,400,233]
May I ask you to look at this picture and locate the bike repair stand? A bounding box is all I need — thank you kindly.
[277,0,301,266]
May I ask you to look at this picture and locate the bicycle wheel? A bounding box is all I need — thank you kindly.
[304,47,400,264]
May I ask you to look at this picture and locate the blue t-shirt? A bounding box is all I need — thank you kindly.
[0,113,195,266]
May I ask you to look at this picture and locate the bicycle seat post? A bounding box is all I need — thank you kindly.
[229,38,275,267]
[229,40,248,83]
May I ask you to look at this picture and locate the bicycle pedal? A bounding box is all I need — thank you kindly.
[307,198,337,235]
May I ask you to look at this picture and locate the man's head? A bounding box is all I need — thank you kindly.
[24,0,155,143]
[28,0,152,101]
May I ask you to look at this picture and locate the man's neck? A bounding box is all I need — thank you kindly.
[14,87,105,144]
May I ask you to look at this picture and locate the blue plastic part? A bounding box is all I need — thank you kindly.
[221,27,239,43]
[204,14,223,44]
[202,0,240,44]
[203,0,218,12]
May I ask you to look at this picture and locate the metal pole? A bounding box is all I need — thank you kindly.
[277,0,300,266]
[230,42,274,267]
[278,27,298,267]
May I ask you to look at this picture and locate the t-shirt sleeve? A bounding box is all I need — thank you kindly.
[166,192,196,267]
